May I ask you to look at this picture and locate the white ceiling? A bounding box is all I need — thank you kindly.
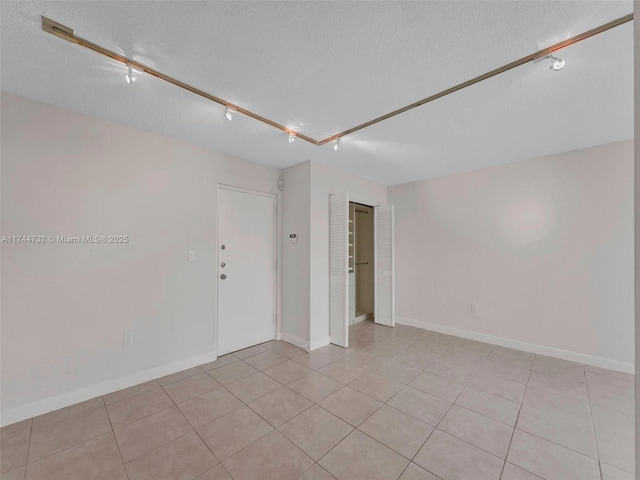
[0,1,634,185]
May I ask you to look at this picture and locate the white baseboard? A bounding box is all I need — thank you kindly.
[1,351,218,427]
[310,336,330,351]
[280,332,310,352]
[396,317,635,375]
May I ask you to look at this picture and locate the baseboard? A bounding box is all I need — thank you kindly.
[280,332,310,352]
[396,317,635,375]
[1,351,218,427]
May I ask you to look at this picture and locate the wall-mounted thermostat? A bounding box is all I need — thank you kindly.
[289,233,298,244]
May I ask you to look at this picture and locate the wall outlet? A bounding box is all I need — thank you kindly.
[471,303,478,313]
[123,332,133,347]
[188,250,195,262]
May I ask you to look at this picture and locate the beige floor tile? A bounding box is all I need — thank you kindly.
[531,355,584,382]
[427,359,478,384]
[469,372,526,402]
[103,380,160,405]
[359,405,434,459]
[288,372,343,403]
[408,339,451,354]
[387,387,450,426]
[296,464,337,480]
[314,344,349,359]
[294,352,339,370]
[409,371,466,402]
[28,407,112,463]
[591,406,634,440]
[368,361,422,384]
[157,366,204,386]
[438,405,513,458]
[527,371,588,402]
[113,406,192,462]
[506,429,600,480]
[1,432,29,474]
[319,430,408,480]
[125,432,217,480]
[177,387,243,428]
[24,432,121,480]
[500,463,543,480]
[248,387,313,427]
[1,466,26,480]
[600,463,636,480]
[265,341,308,359]
[0,420,31,442]
[233,344,269,359]
[318,387,382,427]
[244,351,288,370]
[342,351,390,372]
[317,360,367,384]
[200,354,239,372]
[196,406,272,461]
[479,358,530,385]
[31,397,105,430]
[163,373,222,404]
[93,465,128,480]
[397,463,440,480]
[389,351,439,370]
[263,360,313,384]
[596,425,635,474]
[223,430,313,480]
[455,386,520,426]
[195,464,233,480]
[348,373,404,402]
[226,372,282,403]
[516,387,596,457]
[207,361,258,386]
[278,405,353,460]
[489,347,534,371]
[106,387,173,428]
[414,430,503,480]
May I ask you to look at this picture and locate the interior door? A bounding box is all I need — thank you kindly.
[329,193,349,347]
[218,187,275,355]
[374,205,395,326]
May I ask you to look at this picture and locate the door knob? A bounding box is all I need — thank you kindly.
[220,274,227,280]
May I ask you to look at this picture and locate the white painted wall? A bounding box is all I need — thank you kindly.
[281,161,311,346]
[633,0,639,469]
[0,92,282,424]
[389,140,634,371]
[309,162,387,349]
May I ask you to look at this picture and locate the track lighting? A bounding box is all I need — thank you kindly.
[333,138,340,151]
[288,132,296,144]
[550,56,565,71]
[224,107,235,122]
[125,65,137,84]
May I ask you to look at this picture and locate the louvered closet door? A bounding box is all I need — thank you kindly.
[329,193,349,347]
[374,205,395,326]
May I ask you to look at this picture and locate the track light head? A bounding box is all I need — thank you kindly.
[125,65,137,84]
[550,55,565,71]
[333,138,340,151]
[224,107,235,122]
[288,132,296,144]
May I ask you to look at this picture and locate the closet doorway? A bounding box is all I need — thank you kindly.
[349,202,374,325]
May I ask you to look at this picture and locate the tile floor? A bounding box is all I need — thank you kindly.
[0,320,635,480]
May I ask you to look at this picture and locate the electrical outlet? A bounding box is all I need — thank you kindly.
[188,250,195,262]
[471,303,479,313]
[123,332,133,347]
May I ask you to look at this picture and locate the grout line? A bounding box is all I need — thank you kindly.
[103,395,131,480]
[583,365,604,480]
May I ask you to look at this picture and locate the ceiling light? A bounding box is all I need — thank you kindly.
[125,65,137,84]
[550,56,565,71]
[333,138,340,151]
[288,132,296,144]
[224,107,235,122]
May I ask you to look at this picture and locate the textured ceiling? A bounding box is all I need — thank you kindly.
[0,1,634,185]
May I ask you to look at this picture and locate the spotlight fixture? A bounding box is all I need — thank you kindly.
[224,107,235,122]
[125,65,137,84]
[333,138,340,151]
[550,55,565,71]
[288,132,296,144]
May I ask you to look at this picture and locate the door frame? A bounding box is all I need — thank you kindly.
[216,184,277,356]
[350,199,377,324]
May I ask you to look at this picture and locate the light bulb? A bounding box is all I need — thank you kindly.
[125,65,137,84]
[224,107,235,122]
[333,138,340,151]
[550,56,565,71]
[288,132,296,144]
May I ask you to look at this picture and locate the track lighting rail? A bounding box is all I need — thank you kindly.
[42,13,632,147]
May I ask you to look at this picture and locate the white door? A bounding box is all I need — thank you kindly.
[374,205,395,326]
[218,187,275,355]
[329,193,349,347]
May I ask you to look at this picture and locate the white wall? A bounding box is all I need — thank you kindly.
[633,0,639,469]
[389,140,634,371]
[0,92,282,424]
[281,161,311,346]
[309,162,387,349]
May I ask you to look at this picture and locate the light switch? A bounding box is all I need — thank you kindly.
[289,234,298,244]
